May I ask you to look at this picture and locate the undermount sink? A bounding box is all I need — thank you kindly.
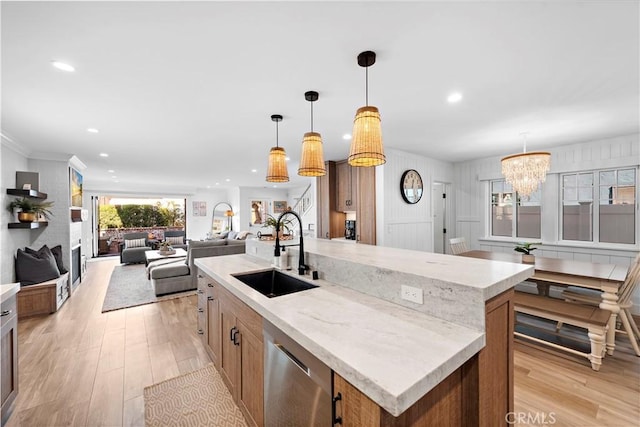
[232,269,318,298]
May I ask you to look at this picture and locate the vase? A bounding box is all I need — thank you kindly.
[18,212,37,223]
[522,254,535,264]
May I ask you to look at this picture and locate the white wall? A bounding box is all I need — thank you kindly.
[1,141,30,283]
[237,187,292,235]
[377,148,454,252]
[185,188,230,240]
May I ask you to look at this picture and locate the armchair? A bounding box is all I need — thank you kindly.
[163,230,187,250]
[119,232,152,264]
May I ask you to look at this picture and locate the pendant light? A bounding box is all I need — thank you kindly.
[298,91,326,177]
[348,50,386,167]
[501,132,551,197]
[266,114,289,183]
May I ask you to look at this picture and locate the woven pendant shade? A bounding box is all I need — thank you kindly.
[298,132,326,176]
[348,106,386,167]
[266,146,289,183]
[501,151,551,197]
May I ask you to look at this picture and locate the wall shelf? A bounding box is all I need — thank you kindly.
[6,189,48,199]
[8,222,48,229]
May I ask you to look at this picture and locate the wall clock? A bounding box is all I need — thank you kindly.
[400,169,423,204]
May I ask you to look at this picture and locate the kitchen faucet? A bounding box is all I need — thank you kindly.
[274,210,307,275]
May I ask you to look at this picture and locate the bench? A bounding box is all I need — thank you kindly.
[513,291,611,371]
[17,272,70,319]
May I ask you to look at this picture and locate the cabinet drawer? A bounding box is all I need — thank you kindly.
[0,295,17,328]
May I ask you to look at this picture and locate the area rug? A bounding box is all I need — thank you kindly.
[101,264,195,312]
[144,363,247,427]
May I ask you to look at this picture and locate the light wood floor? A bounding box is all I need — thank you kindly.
[5,258,640,427]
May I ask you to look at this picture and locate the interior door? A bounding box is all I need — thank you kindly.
[432,183,447,254]
[92,196,100,257]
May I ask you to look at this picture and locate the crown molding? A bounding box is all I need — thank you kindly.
[1,131,31,157]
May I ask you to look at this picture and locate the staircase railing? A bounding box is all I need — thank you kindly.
[291,183,313,218]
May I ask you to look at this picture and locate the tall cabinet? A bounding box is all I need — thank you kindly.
[316,161,346,240]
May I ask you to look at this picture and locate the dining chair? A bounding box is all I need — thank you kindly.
[449,237,469,255]
[560,256,640,356]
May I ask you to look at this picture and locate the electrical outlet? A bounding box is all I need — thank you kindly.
[400,285,423,304]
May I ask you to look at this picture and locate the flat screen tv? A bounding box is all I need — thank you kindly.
[70,167,83,208]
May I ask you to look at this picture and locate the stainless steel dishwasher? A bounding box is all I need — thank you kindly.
[263,320,332,426]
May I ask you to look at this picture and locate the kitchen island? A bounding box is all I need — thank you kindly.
[195,238,533,426]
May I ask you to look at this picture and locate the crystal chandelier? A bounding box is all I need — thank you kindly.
[501,133,550,197]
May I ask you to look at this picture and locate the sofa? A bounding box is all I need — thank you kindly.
[148,239,246,296]
[119,232,152,264]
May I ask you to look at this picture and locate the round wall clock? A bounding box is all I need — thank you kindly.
[400,169,423,204]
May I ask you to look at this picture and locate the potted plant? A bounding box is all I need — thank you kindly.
[264,214,294,238]
[158,241,175,255]
[514,242,540,264]
[7,197,54,223]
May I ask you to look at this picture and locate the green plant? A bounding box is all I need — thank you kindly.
[7,197,54,220]
[514,242,540,255]
[264,214,294,233]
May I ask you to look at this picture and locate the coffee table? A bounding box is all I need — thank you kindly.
[144,248,188,266]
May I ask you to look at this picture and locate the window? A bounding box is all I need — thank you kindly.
[491,180,541,239]
[562,168,636,244]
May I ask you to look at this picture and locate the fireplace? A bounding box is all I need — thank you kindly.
[71,245,81,287]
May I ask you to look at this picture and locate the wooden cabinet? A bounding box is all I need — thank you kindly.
[336,160,358,212]
[1,293,18,426]
[198,270,264,427]
[355,166,376,245]
[317,161,346,239]
[17,273,70,319]
[332,289,514,426]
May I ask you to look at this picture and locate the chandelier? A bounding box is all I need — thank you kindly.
[298,91,326,176]
[348,51,385,167]
[501,133,550,197]
[266,114,289,183]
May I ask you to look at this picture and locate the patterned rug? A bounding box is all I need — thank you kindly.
[101,264,195,312]
[144,364,247,427]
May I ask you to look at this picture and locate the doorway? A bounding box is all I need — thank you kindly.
[432,182,450,254]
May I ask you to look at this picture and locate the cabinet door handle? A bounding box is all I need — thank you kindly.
[197,329,204,335]
[207,296,214,301]
[197,290,204,294]
[230,326,237,342]
[325,232,329,238]
[207,283,214,287]
[332,392,343,425]
[197,308,204,313]
[1,310,12,317]
[233,329,240,346]
[198,274,203,278]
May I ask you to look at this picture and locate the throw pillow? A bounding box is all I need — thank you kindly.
[125,238,146,249]
[236,230,250,240]
[227,231,238,240]
[219,231,230,239]
[166,236,183,245]
[25,244,67,274]
[50,245,68,274]
[16,248,61,286]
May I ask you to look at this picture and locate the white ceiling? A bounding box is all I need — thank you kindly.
[2,1,638,194]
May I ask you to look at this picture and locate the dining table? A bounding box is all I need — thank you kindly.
[459,250,629,356]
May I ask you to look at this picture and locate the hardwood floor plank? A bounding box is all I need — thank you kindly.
[97,328,125,373]
[123,341,153,402]
[148,342,180,383]
[86,367,124,426]
[123,395,145,427]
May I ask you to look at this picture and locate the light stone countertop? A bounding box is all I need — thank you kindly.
[0,282,20,303]
[196,254,485,417]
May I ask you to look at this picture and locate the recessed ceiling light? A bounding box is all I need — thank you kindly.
[225,178,231,182]
[107,169,115,173]
[99,153,109,157]
[447,92,463,103]
[111,176,117,179]
[206,185,211,189]
[51,61,75,72]
[285,157,290,161]
[215,182,220,185]
[114,180,120,183]
[87,128,99,133]
[272,185,277,188]
[343,134,352,140]
[251,169,257,173]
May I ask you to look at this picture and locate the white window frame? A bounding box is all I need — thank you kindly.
[559,167,637,245]
[489,179,541,240]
